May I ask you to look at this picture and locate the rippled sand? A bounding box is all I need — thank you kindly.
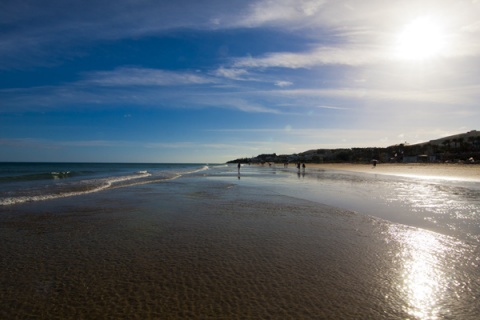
[1,176,479,319]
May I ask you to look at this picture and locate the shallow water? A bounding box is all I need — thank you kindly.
[1,164,479,319]
[222,164,480,244]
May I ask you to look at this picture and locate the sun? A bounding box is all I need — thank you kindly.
[394,16,447,61]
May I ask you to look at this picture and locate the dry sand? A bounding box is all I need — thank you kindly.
[303,163,480,181]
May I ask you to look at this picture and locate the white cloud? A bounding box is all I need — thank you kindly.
[3,0,480,71]
[238,0,326,27]
[0,0,252,68]
[233,45,386,69]
[213,67,250,80]
[315,105,349,110]
[228,0,480,70]
[461,20,480,32]
[213,98,282,114]
[85,67,216,87]
[275,81,293,87]
[273,85,480,106]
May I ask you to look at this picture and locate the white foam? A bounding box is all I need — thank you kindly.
[0,165,214,206]
[186,165,209,174]
[0,171,152,206]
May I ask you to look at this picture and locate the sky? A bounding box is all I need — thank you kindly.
[1,0,480,163]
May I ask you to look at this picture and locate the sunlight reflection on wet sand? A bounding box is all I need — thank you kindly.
[1,169,479,318]
[385,225,477,319]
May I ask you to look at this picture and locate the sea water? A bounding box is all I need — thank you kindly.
[1,163,479,319]
[0,162,208,206]
[219,164,480,244]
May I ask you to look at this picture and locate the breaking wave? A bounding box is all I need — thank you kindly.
[0,164,211,206]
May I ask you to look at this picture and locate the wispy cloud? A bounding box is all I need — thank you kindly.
[85,67,216,87]
[233,45,386,69]
[122,141,262,152]
[213,67,250,80]
[196,97,283,114]
[203,127,406,150]
[61,140,125,147]
[3,0,480,72]
[229,0,480,70]
[145,142,195,149]
[0,137,124,149]
[315,105,349,110]
[275,81,293,87]
[273,86,480,106]
[0,0,251,68]
[237,0,327,27]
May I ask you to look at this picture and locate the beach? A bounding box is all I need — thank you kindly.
[303,162,480,181]
[1,163,479,319]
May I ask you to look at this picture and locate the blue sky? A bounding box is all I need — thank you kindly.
[1,0,479,163]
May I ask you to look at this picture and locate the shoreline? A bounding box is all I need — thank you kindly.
[296,162,480,181]
[1,165,479,318]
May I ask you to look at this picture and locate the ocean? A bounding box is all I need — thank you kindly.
[0,162,208,206]
[1,162,479,319]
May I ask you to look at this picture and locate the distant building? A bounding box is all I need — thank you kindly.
[403,156,418,163]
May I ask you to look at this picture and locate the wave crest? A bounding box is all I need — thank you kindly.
[0,171,153,206]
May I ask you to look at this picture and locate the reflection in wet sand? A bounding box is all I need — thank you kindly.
[399,230,446,319]
[256,165,480,244]
[385,225,479,319]
[1,167,480,319]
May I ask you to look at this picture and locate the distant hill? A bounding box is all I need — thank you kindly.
[228,130,480,164]
[413,130,480,147]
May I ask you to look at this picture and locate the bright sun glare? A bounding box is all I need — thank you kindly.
[395,16,447,61]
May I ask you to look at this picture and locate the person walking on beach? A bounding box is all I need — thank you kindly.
[237,162,241,174]
[302,163,306,172]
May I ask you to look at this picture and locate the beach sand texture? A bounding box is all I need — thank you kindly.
[1,165,479,319]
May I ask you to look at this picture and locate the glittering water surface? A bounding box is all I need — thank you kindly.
[1,164,479,319]
[230,165,480,244]
[384,226,479,319]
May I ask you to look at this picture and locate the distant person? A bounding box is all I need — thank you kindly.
[372,159,377,168]
[237,162,241,174]
[302,163,306,172]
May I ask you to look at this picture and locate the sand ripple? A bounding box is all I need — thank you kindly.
[1,180,479,319]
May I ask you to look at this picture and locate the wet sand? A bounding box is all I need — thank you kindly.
[303,163,480,181]
[1,172,479,319]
